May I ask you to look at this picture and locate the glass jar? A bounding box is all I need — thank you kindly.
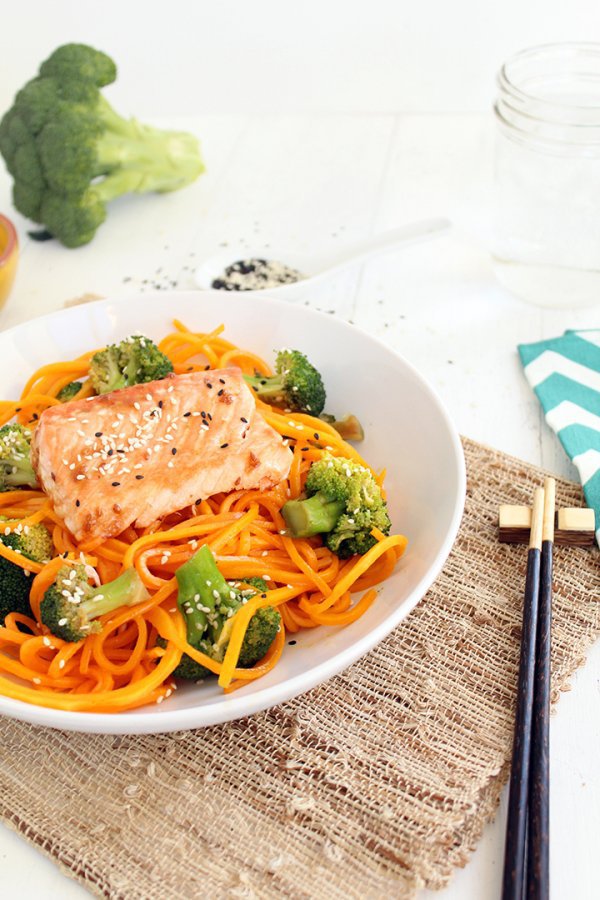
[493,43,600,308]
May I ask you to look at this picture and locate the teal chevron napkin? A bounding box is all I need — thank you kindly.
[518,329,600,544]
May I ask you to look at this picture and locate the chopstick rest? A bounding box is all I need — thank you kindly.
[502,487,544,900]
[499,503,595,546]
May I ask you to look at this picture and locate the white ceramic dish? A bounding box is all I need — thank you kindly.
[0,291,465,734]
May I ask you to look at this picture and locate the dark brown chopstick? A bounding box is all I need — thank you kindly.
[502,487,544,900]
[527,477,554,900]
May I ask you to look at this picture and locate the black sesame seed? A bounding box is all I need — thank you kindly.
[314,433,320,440]
[301,447,309,451]
[183,411,191,417]
[171,448,177,455]
[95,431,103,437]
[136,475,144,480]
[204,364,211,371]
[75,499,81,507]
[112,481,120,487]
[220,443,229,449]
[260,593,267,599]
[251,386,258,392]
[240,417,248,423]
[219,378,226,384]
[158,400,164,409]
[206,382,213,389]
[288,640,297,646]
[15,407,21,413]
[32,413,38,420]
[108,449,114,456]
[207,413,212,421]
[201,411,207,418]
[217,389,224,396]
[260,380,267,385]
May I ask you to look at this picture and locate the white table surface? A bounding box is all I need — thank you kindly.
[0,113,598,899]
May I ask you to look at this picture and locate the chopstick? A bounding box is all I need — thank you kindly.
[502,486,545,900]
[527,477,554,900]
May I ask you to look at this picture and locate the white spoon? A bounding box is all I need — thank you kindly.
[194,216,452,300]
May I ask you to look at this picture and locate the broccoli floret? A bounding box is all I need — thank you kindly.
[0,43,205,247]
[281,454,391,558]
[320,413,364,442]
[0,424,38,491]
[40,564,149,642]
[244,349,326,416]
[56,380,82,402]
[90,334,173,394]
[163,545,280,680]
[0,521,53,623]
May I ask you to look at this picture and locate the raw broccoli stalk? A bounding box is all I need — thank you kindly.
[0,424,38,491]
[0,521,53,623]
[165,545,280,680]
[90,334,173,394]
[244,349,326,416]
[282,454,391,558]
[56,381,82,402]
[0,43,205,247]
[40,565,149,642]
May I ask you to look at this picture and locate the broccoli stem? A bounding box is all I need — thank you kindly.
[79,568,147,619]
[282,493,346,538]
[176,545,235,645]
[94,107,204,195]
[243,373,286,404]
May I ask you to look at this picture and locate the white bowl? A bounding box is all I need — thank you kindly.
[0,292,465,733]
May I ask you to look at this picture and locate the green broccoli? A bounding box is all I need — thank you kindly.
[40,565,149,642]
[56,381,82,402]
[90,334,173,394]
[281,454,391,558]
[162,545,281,680]
[0,424,38,491]
[0,43,205,248]
[244,349,326,416]
[0,521,53,623]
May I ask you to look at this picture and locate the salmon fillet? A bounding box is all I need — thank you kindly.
[32,368,293,542]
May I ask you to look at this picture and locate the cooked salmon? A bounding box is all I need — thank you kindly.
[32,368,293,542]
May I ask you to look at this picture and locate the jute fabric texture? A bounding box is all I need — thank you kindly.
[0,437,597,899]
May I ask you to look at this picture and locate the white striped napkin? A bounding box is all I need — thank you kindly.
[518,329,600,545]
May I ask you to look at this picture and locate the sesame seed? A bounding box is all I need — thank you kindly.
[136,474,144,480]
[112,482,120,487]
[183,411,191,417]
[95,432,103,437]
[76,500,80,507]
[171,448,177,455]
[76,474,85,481]
[220,443,229,449]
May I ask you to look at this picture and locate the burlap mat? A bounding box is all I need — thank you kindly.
[0,437,598,899]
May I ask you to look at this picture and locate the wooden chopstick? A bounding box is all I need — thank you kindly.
[502,486,545,900]
[527,477,554,900]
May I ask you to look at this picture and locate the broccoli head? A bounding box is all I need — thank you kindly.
[0,521,53,623]
[56,380,83,402]
[162,545,281,680]
[0,43,205,247]
[0,424,38,491]
[282,454,391,558]
[90,334,173,394]
[244,349,326,416]
[40,564,149,642]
